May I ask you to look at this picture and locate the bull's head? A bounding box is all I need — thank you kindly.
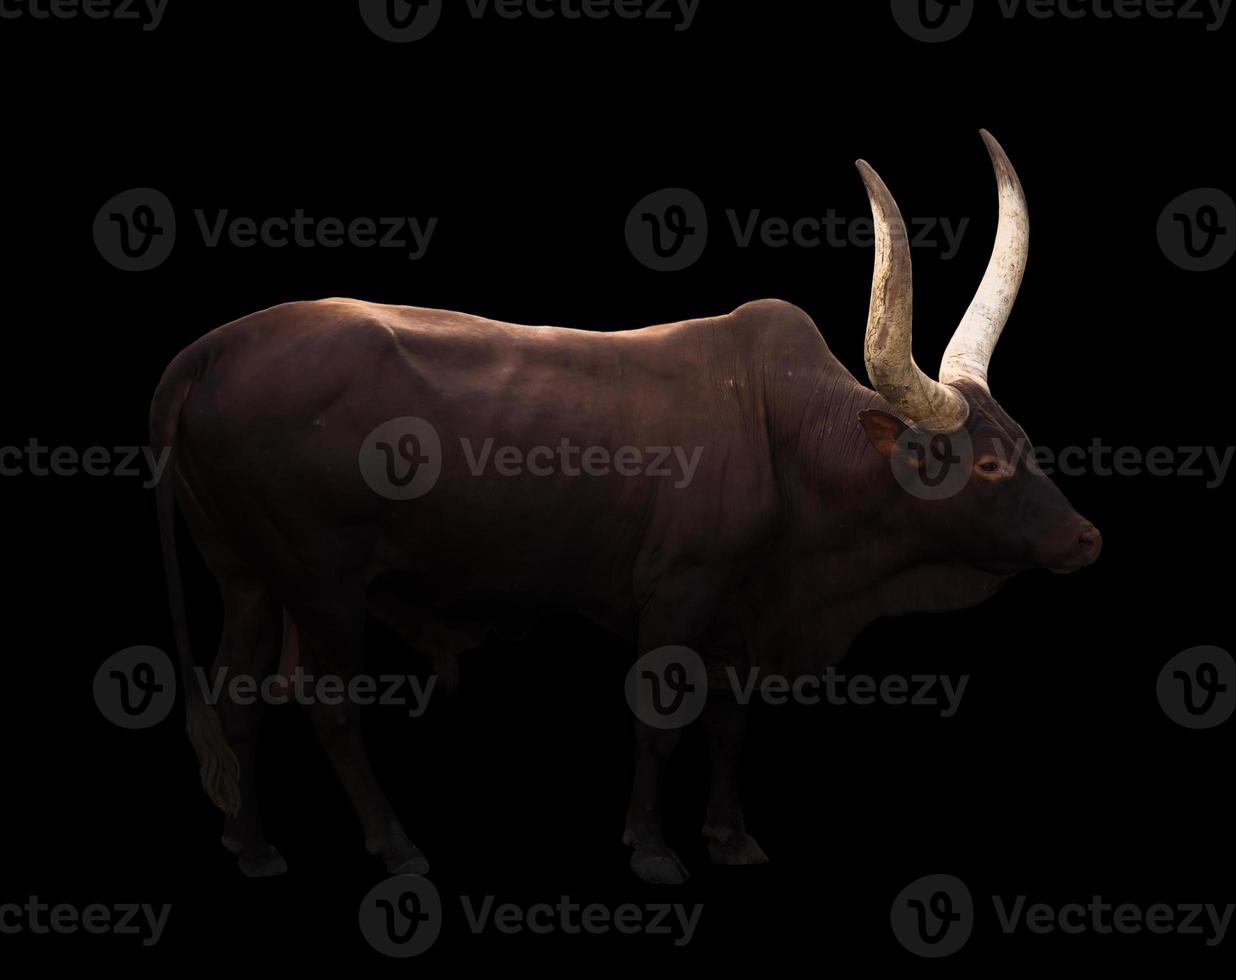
[855,131,1101,575]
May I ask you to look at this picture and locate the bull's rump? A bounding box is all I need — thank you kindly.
[171,299,764,613]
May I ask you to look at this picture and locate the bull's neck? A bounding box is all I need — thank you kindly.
[766,361,905,530]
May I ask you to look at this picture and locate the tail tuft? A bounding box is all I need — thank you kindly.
[433,655,460,696]
[186,701,241,817]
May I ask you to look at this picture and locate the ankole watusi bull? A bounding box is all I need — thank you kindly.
[152,131,1099,883]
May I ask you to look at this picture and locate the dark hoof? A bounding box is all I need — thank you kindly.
[630,847,689,884]
[623,831,689,885]
[387,850,430,876]
[706,832,769,866]
[365,826,429,876]
[222,837,288,878]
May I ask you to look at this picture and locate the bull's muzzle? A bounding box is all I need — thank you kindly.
[1051,522,1102,573]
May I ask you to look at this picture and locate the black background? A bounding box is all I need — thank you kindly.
[2,0,1232,969]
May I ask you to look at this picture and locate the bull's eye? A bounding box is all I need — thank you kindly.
[976,457,1012,478]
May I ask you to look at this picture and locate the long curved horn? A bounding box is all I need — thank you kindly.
[857,160,968,430]
[939,130,1030,391]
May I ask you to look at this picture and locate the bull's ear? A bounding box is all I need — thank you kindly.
[858,409,908,458]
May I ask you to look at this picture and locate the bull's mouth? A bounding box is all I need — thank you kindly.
[1048,555,1096,575]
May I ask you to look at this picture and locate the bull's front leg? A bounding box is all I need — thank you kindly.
[622,573,720,884]
[623,719,687,884]
[701,694,768,866]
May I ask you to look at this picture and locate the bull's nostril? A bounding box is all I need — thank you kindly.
[1078,526,1101,553]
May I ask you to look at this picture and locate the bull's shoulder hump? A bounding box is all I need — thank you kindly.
[728,298,818,333]
[723,298,831,354]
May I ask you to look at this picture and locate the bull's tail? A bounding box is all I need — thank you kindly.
[150,349,241,817]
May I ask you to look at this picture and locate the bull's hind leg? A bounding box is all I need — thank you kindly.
[181,476,287,878]
[291,588,429,875]
[214,579,288,877]
[701,695,768,867]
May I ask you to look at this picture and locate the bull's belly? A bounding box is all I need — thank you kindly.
[363,565,638,661]
[364,490,643,631]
